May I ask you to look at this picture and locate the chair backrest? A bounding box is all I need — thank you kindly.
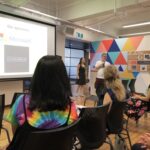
[107,101,126,134]
[21,118,80,150]
[10,92,24,107]
[0,94,5,132]
[77,103,110,149]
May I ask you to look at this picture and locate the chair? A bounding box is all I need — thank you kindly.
[20,119,80,150]
[83,95,99,106]
[107,101,132,150]
[75,103,112,150]
[10,92,24,107]
[0,94,11,143]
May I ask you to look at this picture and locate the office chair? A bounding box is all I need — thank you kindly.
[0,94,11,143]
[10,92,24,107]
[75,104,112,150]
[107,101,132,150]
[19,118,81,150]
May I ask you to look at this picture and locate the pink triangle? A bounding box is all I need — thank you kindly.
[90,53,95,61]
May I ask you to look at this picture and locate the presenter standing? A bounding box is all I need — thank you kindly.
[94,52,110,105]
[76,57,86,98]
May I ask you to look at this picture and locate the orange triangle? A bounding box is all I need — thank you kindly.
[122,38,135,52]
[130,36,144,50]
[102,39,113,52]
[97,42,107,52]
[114,52,127,65]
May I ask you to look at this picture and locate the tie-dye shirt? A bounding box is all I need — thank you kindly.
[6,94,78,129]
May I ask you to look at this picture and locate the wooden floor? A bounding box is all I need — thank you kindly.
[0,98,150,150]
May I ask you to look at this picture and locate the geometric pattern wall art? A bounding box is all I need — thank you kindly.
[90,35,148,80]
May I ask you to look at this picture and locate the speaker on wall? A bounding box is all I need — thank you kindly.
[63,26,75,35]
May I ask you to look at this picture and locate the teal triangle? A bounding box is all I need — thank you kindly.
[115,38,127,50]
[118,65,123,71]
[109,40,120,52]
[91,41,100,52]
[106,54,113,64]
[133,72,139,78]
[108,52,119,64]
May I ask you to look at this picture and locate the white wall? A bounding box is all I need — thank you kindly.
[0,80,23,105]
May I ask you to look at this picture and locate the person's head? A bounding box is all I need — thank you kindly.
[104,65,125,101]
[101,52,107,62]
[79,57,85,65]
[30,55,72,111]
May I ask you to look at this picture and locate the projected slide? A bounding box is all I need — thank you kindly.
[4,45,29,72]
[0,14,55,78]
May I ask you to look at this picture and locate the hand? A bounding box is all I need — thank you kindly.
[101,63,105,67]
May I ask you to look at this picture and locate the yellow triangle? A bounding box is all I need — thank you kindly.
[122,39,135,52]
[119,69,134,79]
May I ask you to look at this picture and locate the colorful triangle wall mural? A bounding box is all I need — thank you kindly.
[90,35,148,80]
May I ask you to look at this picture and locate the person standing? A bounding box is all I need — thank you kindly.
[76,57,87,98]
[94,52,110,105]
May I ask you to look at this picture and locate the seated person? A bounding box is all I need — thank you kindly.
[103,65,126,109]
[5,55,78,150]
[125,85,150,121]
[132,132,150,150]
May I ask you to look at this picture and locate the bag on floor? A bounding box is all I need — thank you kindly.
[114,135,128,150]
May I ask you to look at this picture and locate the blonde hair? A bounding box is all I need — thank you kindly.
[104,65,125,101]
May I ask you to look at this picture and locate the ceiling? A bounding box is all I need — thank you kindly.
[0,0,150,38]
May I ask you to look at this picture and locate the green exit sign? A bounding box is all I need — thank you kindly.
[76,32,83,39]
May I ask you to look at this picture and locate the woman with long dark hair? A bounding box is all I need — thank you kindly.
[76,57,86,98]
[6,55,78,149]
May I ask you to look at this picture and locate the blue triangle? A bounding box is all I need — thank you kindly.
[118,65,124,71]
[109,40,120,52]
[91,41,100,52]
[106,54,113,64]
[133,72,139,78]
[90,43,95,53]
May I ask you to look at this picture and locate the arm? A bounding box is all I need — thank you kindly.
[95,61,104,71]
[133,93,150,102]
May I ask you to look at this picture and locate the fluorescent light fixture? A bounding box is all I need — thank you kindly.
[85,26,105,34]
[119,31,150,38]
[20,7,58,20]
[123,22,150,28]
